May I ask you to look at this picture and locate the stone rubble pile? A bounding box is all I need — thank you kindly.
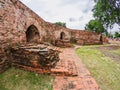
[0,44,78,76]
[10,44,60,69]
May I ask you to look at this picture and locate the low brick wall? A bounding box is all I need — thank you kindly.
[70,30,108,45]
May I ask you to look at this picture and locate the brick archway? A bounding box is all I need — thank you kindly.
[60,32,65,40]
[26,25,40,43]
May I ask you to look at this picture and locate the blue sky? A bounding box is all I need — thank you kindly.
[20,0,119,32]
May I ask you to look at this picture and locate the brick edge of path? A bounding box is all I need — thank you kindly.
[53,47,101,90]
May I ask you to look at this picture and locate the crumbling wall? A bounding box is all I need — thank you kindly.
[0,0,70,45]
[102,34,109,44]
[0,0,44,72]
[0,47,11,73]
[0,0,71,73]
[0,0,108,47]
[0,0,108,73]
[70,30,108,45]
[39,22,71,44]
[11,44,60,68]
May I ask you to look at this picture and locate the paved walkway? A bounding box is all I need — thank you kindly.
[53,47,101,90]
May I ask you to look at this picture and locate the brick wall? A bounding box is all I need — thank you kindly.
[0,0,108,73]
[0,0,108,47]
[70,30,107,45]
[0,0,71,46]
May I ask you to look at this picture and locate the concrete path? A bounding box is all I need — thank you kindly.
[53,47,100,90]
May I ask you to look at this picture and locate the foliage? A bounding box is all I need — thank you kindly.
[114,31,120,38]
[85,19,107,34]
[93,0,120,28]
[107,32,113,38]
[55,22,66,28]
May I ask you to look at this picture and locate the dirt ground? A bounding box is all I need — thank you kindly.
[96,41,120,63]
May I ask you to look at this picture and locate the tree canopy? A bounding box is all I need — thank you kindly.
[55,22,66,28]
[93,0,120,28]
[85,0,120,34]
[85,19,107,34]
[114,32,120,38]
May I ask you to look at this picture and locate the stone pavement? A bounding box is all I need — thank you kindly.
[53,47,101,90]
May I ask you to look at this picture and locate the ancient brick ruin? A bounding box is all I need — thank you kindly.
[0,0,108,74]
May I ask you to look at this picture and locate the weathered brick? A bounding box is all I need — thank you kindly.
[0,0,108,74]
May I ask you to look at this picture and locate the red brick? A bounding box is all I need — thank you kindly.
[53,48,101,90]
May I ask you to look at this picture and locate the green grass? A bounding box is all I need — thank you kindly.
[76,45,120,90]
[112,48,120,56]
[0,67,54,90]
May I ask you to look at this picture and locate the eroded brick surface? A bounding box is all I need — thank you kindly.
[0,0,108,48]
[0,0,108,73]
[8,45,77,76]
[53,48,101,90]
[11,44,60,68]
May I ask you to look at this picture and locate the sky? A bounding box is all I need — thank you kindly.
[20,0,119,32]
[20,0,95,30]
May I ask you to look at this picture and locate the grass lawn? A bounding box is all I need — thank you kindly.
[0,67,54,90]
[76,45,120,90]
[112,48,120,56]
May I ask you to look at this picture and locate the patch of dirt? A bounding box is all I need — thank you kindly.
[96,45,120,63]
[97,45,120,50]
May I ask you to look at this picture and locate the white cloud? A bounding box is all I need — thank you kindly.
[19,0,95,30]
[108,24,120,34]
[20,0,31,3]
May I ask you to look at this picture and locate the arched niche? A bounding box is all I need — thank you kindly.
[26,25,40,43]
[60,32,65,40]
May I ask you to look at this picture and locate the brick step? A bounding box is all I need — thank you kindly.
[12,63,51,74]
[12,63,77,76]
[53,57,78,76]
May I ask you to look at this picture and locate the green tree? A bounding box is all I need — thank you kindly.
[93,0,120,28]
[85,19,107,34]
[107,32,113,38]
[114,32,120,38]
[55,22,66,28]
